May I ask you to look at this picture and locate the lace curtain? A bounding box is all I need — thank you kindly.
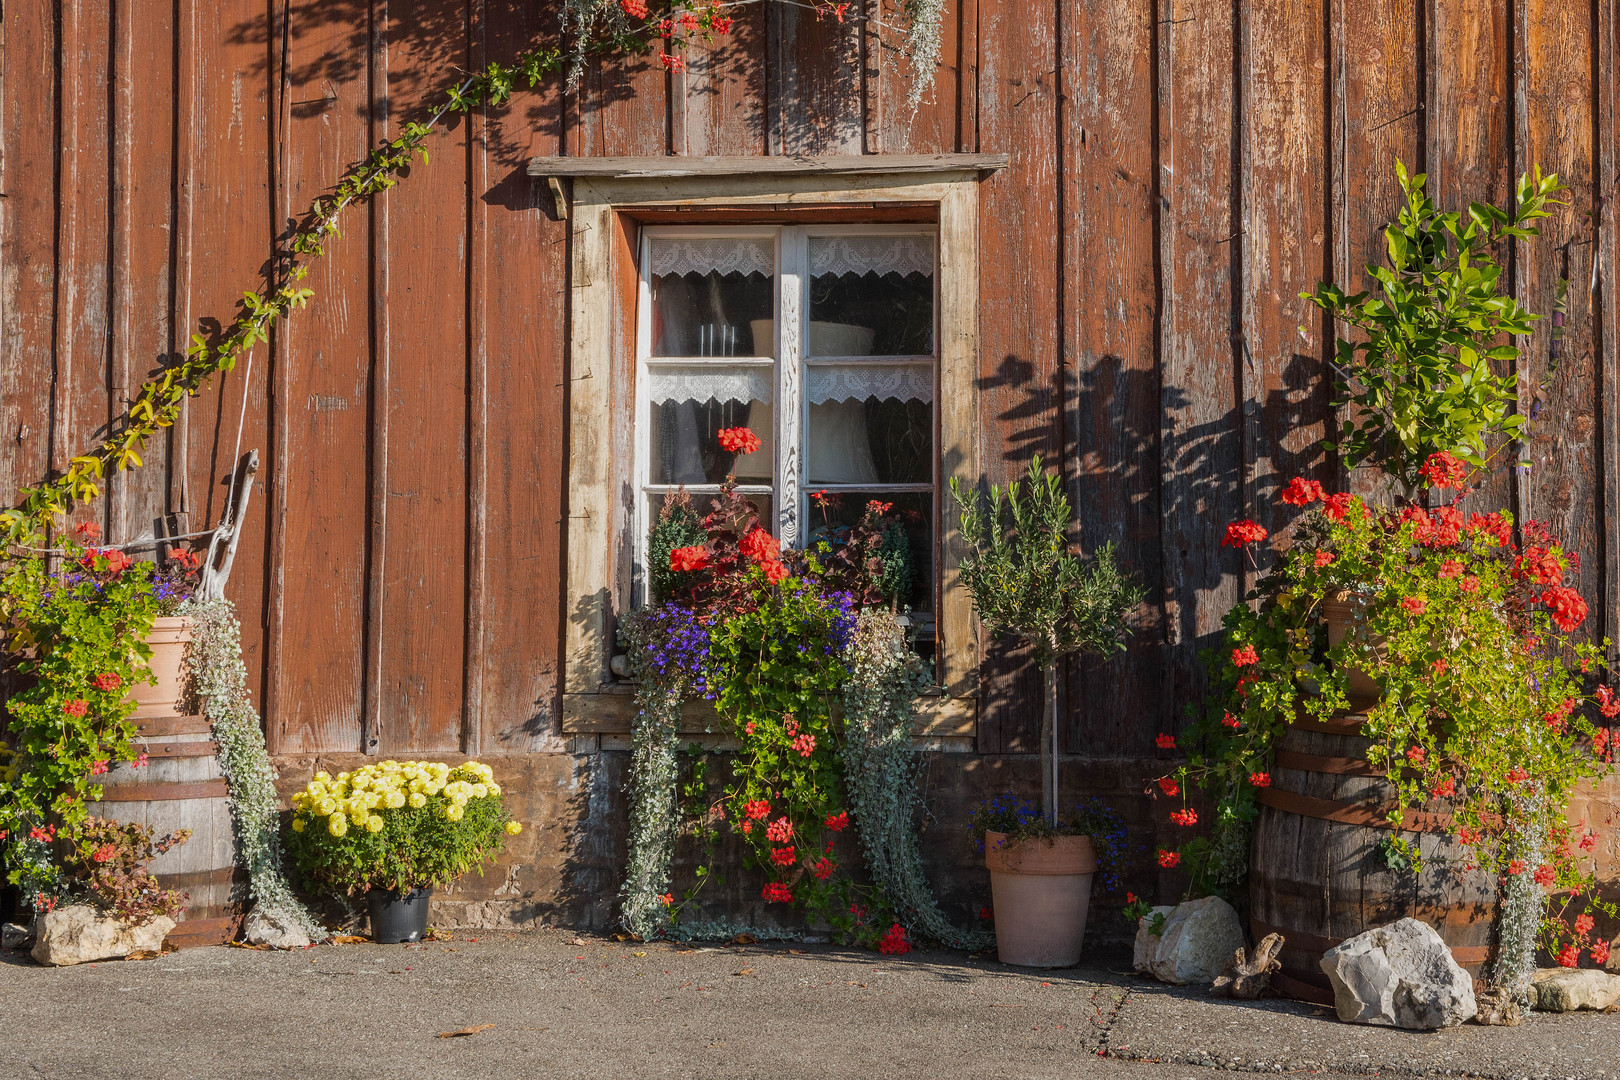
[648,364,774,405]
[806,364,934,404]
[808,235,935,278]
[649,237,775,278]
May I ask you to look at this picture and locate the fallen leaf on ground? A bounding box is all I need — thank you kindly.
[569,937,588,946]
[123,950,157,961]
[436,1024,495,1039]
[332,935,369,945]
[634,951,646,957]
[730,933,756,945]
[611,932,630,941]
[733,968,754,977]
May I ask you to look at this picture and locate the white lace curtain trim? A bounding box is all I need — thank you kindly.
[809,235,934,278]
[649,365,774,405]
[806,364,934,404]
[649,237,774,278]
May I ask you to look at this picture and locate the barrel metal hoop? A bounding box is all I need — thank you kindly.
[132,740,221,759]
[1255,785,1452,834]
[1272,749,1385,777]
[134,715,213,737]
[93,779,229,802]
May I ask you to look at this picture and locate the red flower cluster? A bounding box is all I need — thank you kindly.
[1220,712,1241,729]
[80,548,134,574]
[1542,585,1588,632]
[1597,685,1620,719]
[1406,745,1426,764]
[619,0,648,16]
[28,825,56,842]
[769,846,797,866]
[1169,808,1198,827]
[718,426,763,455]
[658,52,685,72]
[1458,575,1480,594]
[739,528,779,563]
[1544,698,1576,730]
[1279,477,1325,506]
[1515,546,1565,586]
[744,799,771,820]
[1156,777,1180,797]
[1419,451,1469,490]
[1412,505,1464,547]
[75,521,102,539]
[1248,772,1271,788]
[63,699,88,718]
[1231,645,1259,668]
[1557,944,1581,968]
[89,759,109,776]
[791,732,817,758]
[1533,864,1556,887]
[91,672,123,692]
[1506,859,1526,875]
[811,857,835,881]
[765,817,793,843]
[1221,520,1268,548]
[1154,733,1176,750]
[1321,492,1352,522]
[170,549,201,571]
[669,545,709,572]
[878,923,911,955]
[1431,777,1455,798]
[824,811,849,831]
[761,882,793,903]
[1156,849,1181,869]
[1313,551,1335,568]
[1401,596,1427,615]
[661,892,675,905]
[91,843,118,864]
[1466,511,1513,545]
[1506,766,1529,785]
[1594,940,1612,965]
[1439,559,1463,580]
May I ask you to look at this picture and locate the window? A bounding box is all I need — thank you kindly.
[634,225,940,632]
[546,156,1002,736]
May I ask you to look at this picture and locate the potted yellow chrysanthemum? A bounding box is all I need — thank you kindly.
[285,759,522,943]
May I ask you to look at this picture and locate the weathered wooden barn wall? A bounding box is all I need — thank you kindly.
[2,0,1618,766]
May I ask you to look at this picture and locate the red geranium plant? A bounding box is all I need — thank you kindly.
[1156,452,1615,966]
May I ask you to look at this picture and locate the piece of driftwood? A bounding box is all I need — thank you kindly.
[1211,932,1284,999]
[1474,987,1522,1026]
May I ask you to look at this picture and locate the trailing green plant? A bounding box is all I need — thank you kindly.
[840,608,990,950]
[285,759,520,896]
[0,528,200,908]
[647,490,710,603]
[951,456,1145,823]
[1303,161,1567,495]
[182,597,326,941]
[1158,462,1616,977]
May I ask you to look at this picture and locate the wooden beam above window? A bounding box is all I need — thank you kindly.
[526,153,1009,180]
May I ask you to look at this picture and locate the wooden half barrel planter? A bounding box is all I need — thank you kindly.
[1249,706,1496,1005]
[89,620,243,948]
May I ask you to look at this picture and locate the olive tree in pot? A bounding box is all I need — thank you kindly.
[951,457,1144,966]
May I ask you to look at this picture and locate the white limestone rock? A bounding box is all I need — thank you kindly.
[1319,918,1474,1030]
[1132,906,1175,973]
[1531,967,1620,1012]
[244,907,313,950]
[30,905,174,967]
[1,922,35,951]
[1145,897,1245,986]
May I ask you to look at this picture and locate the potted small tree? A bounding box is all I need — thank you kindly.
[951,457,1144,966]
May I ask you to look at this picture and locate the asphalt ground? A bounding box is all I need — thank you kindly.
[2,927,1613,1080]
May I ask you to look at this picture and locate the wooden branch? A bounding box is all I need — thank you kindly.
[1211,932,1284,999]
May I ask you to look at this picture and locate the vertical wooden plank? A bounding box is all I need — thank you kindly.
[184,0,273,713]
[1243,0,1331,529]
[112,0,180,544]
[1515,0,1600,622]
[168,0,198,524]
[479,0,568,750]
[1061,0,1164,754]
[1429,0,1515,512]
[973,0,1059,753]
[768,0,863,155]
[1157,0,1241,732]
[938,181,981,702]
[268,0,375,753]
[1600,0,1619,659]
[576,51,669,157]
[1332,0,1419,501]
[376,0,469,754]
[677,1,767,156]
[0,0,59,510]
[362,0,391,755]
[875,0,962,154]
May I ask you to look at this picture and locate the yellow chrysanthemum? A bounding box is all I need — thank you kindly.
[471,783,489,800]
[291,817,306,832]
[444,804,465,822]
[386,791,406,809]
[486,782,502,796]
[328,814,348,837]
[317,798,338,817]
[408,792,427,808]
[365,814,384,833]
[504,821,522,835]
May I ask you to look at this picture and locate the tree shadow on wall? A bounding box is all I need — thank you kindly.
[973,349,1331,754]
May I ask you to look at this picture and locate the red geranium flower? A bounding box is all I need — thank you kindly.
[619,0,648,16]
[1406,745,1426,765]
[1597,686,1620,719]
[761,882,793,903]
[658,52,685,72]
[1169,808,1197,827]
[1220,712,1241,729]
[1231,644,1259,668]
[1157,849,1181,869]
[1459,576,1480,594]
[63,699,88,718]
[811,857,835,881]
[1279,477,1325,506]
[669,545,709,573]
[1506,858,1526,875]
[1321,492,1352,522]
[1533,864,1556,887]
[1556,944,1580,968]
[1506,766,1529,785]
[1431,777,1455,798]
[91,672,123,692]
[1401,596,1427,615]
[1594,940,1612,965]
[744,799,771,820]
[1248,772,1271,788]
[1313,551,1335,568]
[791,732,817,758]
[1467,511,1513,545]
[1221,520,1268,548]
[1439,559,1462,580]
[765,817,793,843]
[712,15,733,33]
[89,759,109,776]
[878,923,912,955]
[1419,451,1468,490]
[1575,913,1596,936]
[74,521,102,539]
[1157,777,1180,797]
[717,426,763,455]
[1154,733,1176,750]
[1543,585,1589,633]
[738,528,780,563]
[824,811,849,831]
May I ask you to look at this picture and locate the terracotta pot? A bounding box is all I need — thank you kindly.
[128,616,194,719]
[984,831,1098,968]
[1320,593,1382,700]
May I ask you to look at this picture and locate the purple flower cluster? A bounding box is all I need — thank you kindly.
[641,604,714,697]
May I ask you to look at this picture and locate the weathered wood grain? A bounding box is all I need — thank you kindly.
[677,0,767,156]
[1157,0,1242,736]
[1061,0,1165,755]
[267,0,375,754]
[768,0,864,155]
[1516,0,1601,628]
[1599,0,1619,659]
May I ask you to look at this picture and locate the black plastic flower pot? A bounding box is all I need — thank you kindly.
[367,887,432,943]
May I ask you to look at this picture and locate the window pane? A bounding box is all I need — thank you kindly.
[649,394,774,484]
[804,491,934,614]
[649,490,773,535]
[649,237,775,357]
[806,235,934,356]
[805,365,933,485]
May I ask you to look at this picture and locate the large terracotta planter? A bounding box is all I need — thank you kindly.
[128,616,194,719]
[1321,592,1381,699]
[984,831,1097,968]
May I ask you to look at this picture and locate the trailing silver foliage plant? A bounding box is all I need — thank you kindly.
[899,0,947,113]
[841,609,992,950]
[181,598,325,941]
[618,655,687,940]
[1494,793,1548,1004]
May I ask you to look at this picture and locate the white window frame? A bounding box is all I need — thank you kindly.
[558,166,986,739]
[632,223,941,611]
